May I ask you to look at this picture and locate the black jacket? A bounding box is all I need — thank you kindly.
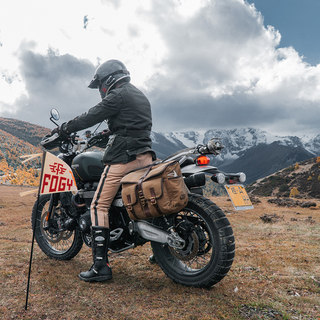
[64,82,154,164]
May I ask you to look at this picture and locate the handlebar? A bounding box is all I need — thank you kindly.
[41,129,111,153]
[197,138,224,155]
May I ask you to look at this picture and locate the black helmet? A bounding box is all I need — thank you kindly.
[88,59,130,98]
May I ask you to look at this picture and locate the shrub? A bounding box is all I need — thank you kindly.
[289,187,299,197]
[279,184,289,192]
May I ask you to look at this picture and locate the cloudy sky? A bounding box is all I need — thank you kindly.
[0,0,319,136]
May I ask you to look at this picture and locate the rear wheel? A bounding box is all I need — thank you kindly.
[151,194,235,288]
[31,194,83,260]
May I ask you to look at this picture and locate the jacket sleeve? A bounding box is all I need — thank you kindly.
[64,91,122,133]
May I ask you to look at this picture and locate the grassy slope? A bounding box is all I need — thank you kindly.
[0,185,319,320]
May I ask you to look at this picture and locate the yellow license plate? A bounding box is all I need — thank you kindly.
[225,184,254,210]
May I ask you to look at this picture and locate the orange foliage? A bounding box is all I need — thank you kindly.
[289,187,300,197]
[0,128,41,186]
[10,167,40,186]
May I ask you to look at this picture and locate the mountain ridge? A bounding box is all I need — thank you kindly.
[0,117,319,185]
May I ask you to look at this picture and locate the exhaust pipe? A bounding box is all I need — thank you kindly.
[130,221,185,249]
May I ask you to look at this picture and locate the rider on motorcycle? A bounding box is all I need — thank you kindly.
[52,59,155,282]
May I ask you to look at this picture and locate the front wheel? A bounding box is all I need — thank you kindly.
[31,194,83,260]
[151,194,235,288]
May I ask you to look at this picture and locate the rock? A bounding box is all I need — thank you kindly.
[268,198,317,208]
[268,198,297,207]
[260,213,284,223]
[305,216,316,224]
[249,195,261,204]
[287,290,300,297]
[310,276,320,286]
[300,201,317,208]
[239,305,284,319]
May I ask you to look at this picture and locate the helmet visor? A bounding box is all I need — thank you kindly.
[88,77,100,89]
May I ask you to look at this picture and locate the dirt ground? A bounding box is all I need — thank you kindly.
[0,185,319,320]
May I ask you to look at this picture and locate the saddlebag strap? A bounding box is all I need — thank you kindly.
[137,175,152,218]
[126,194,139,220]
[136,166,153,218]
[150,187,161,215]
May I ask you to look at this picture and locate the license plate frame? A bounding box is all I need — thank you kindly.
[224,184,254,211]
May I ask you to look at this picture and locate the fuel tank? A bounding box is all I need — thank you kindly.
[72,151,104,182]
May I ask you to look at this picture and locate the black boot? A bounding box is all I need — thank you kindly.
[79,226,112,282]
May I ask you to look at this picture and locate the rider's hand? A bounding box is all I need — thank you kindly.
[51,127,60,135]
[50,122,69,139]
[102,129,112,137]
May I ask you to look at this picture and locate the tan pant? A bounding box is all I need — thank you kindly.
[90,153,153,227]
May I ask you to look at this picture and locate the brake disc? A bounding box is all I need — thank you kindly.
[60,230,73,240]
[41,212,63,243]
[169,231,199,261]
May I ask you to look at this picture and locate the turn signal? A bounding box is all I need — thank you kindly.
[196,156,210,166]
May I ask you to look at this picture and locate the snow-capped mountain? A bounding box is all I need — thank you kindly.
[151,128,320,183]
[153,128,319,161]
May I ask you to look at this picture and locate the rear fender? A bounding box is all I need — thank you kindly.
[181,164,219,176]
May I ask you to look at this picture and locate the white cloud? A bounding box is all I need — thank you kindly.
[145,0,320,135]
[0,0,319,136]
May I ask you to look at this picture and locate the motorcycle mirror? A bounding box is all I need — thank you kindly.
[50,108,60,121]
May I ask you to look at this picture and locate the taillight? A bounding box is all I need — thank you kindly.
[196,156,210,166]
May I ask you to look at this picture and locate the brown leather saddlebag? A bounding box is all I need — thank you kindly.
[120,160,189,220]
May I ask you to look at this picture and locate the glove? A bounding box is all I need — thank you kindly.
[101,129,112,137]
[51,127,60,135]
[50,122,69,139]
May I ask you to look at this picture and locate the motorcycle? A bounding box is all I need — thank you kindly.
[32,108,250,288]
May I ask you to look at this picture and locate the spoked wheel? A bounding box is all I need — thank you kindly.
[31,194,83,260]
[151,194,235,288]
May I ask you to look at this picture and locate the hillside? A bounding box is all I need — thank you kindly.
[0,129,42,169]
[0,117,50,147]
[0,117,48,184]
[248,156,320,198]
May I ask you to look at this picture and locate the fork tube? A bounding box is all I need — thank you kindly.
[48,193,59,218]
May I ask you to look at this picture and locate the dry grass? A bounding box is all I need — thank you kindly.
[0,185,319,320]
